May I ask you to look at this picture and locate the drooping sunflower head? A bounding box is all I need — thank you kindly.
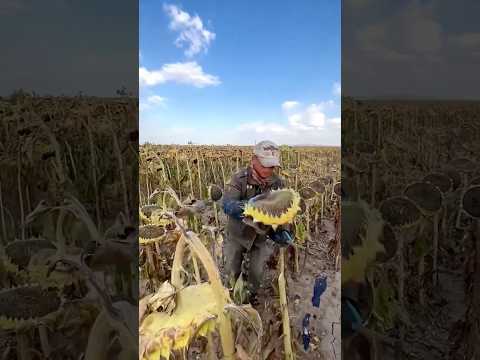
[0,285,62,330]
[341,200,385,284]
[423,173,452,194]
[379,196,421,230]
[243,188,301,227]
[5,238,56,269]
[463,185,480,219]
[403,182,443,216]
[208,184,223,201]
[140,283,218,360]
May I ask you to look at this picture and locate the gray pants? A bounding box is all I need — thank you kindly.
[224,237,272,293]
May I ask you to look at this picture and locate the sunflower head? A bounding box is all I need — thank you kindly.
[0,284,62,330]
[243,188,301,228]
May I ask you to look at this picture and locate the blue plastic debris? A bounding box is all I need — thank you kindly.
[302,313,311,351]
[312,275,327,307]
[346,299,362,331]
[341,297,363,337]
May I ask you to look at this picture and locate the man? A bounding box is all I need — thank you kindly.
[222,140,293,303]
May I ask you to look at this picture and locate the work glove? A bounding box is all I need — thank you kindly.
[270,229,294,247]
[222,199,246,220]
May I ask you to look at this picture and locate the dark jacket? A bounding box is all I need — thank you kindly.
[223,167,284,249]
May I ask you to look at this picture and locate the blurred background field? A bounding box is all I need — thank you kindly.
[341,97,480,359]
[0,93,138,359]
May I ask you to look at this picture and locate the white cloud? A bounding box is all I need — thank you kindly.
[331,117,341,128]
[232,100,340,145]
[356,1,441,60]
[147,95,167,106]
[140,99,340,146]
[164,4,216,57]
[139,62,221,88]
[237,122,288,134]
[333,82,341,96]
[288,104,327,130]
[281,100,300,111]
[317,100,336,110]
[140,95,167,112]
[399,2,442,55]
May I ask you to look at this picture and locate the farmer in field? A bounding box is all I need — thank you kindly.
[222,140,293,303]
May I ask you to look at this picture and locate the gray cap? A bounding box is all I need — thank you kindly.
[254,140,281,167]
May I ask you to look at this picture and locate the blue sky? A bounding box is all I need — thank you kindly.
[140,0,340,145]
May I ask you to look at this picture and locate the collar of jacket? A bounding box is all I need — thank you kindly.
[247,165,275,187]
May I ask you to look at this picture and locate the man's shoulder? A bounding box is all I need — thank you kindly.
[271,173,285,188]
[272,173,283,181]
[227,167,249,186]
[231,167,249,180]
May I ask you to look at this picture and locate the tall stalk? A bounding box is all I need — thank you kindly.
[279,248,294,360]
[186,160,195,198]
[83,118,102,232]
[0,182,7,245]
[17,152,25,240]
[197,153,203,199]
[175,150,182,199]
[172,230,235,359]
[111,122,130,220]
[432,212,440,286]
[220,159,226,188]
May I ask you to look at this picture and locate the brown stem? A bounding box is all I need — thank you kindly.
[432,212,439,286]
[0,182,7,245]
[17,152,25,240]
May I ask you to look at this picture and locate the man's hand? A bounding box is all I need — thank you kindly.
[242,216,269,235]
[270,229,294,247]
[222,199,246,220]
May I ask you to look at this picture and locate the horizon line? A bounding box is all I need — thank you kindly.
[140,143,341,147]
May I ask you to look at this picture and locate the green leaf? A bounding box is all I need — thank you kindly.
[233,273,248,305]
[372,274,397,330]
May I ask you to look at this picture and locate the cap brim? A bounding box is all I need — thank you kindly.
[258,157,281,168]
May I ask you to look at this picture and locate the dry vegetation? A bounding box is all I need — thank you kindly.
[0,92,139,359]
[341,97,480,359]
[139,144,341,359]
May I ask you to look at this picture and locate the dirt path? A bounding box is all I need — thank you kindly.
[254,219,341,360]
[399,268,465,359]
[380,262,466,359]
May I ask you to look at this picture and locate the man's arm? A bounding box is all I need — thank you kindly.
[222,174,246,220]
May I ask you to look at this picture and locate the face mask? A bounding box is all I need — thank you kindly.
[250,165,274,187]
